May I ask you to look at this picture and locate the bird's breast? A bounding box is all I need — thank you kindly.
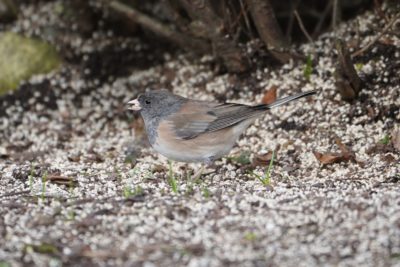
[153,120,239,162]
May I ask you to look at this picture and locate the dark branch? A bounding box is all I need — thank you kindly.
[108,1,211,54]
[246,0,291,63]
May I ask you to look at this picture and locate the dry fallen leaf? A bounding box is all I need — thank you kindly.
[261,85,278,105]
[253,151,275,166]
[335,138,356,161]
[47,174,77,187]
[314,138,356,165]
[313,151,345,165]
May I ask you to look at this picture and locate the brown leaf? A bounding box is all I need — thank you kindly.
[253,151,275,166]
[335,138,356,161]
[261,86,278,105]
[313,151,345,165]
[47,174,77,187]
[314,138,357,165]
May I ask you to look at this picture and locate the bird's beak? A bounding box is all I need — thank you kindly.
[127,99,141,111]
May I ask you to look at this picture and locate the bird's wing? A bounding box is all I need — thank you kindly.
[163,90,317,140]
[165,101,263,140]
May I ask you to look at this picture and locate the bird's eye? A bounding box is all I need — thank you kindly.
[145,100,151,105]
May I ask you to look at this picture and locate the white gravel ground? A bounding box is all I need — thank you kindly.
[0,1,399,267]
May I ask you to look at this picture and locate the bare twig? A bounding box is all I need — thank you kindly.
[47,175,78,187]
[285,0,300,43]
[108,1,210,54]
[332,0,340,33]
[228,1,246,33]
[352,13,400,57]
[228,4,246,42]
[354,18,362,48]
[239,0,253,38]
[294,10,314,44]
[312,0,333,38]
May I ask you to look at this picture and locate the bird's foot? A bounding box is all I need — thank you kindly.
[191,165,205,181]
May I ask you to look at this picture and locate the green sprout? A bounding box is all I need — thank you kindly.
[168,161,178,193]
[354,63,364,71]
[0,261,11,267]
[251,150,275,186]
[303,55,313,81]
[244,232,257,242]
[185,171,195,196]
[66,209,76,221]
[379,134,391,145]
[123,185,144,198]
[202,186,211,198]
[25,243,58,254]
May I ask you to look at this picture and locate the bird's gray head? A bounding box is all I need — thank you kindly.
[128,90,185,121]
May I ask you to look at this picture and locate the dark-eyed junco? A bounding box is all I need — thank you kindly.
[128,89,316,164]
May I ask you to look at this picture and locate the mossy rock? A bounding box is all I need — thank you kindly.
[0,32,61,95]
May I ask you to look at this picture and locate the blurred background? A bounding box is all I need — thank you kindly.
[0,0,382,96]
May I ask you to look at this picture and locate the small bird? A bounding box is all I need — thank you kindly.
[128,89,316,164]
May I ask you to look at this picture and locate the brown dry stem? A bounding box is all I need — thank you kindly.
[108,1,211,54]
[246,0,291,63]
[334,39,362,101]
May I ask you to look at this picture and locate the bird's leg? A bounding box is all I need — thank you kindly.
[191,157,215,181]
[191,165,205,181]
[204,157,216,169]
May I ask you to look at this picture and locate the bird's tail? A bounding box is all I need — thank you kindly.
[254,90,317,110]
